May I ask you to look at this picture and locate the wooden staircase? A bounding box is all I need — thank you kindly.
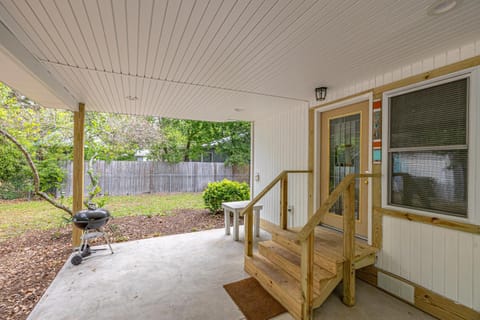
[240,171,379,320]
[245,223,377,319]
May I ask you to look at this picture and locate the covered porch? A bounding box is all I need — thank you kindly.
[0,0,479,319]
[28,228,432,320]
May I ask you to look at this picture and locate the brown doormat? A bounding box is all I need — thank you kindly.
[223,277,287,320]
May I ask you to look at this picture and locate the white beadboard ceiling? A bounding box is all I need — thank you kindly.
[0,0,479,121]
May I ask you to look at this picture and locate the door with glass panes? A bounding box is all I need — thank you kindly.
[320,101,369,237]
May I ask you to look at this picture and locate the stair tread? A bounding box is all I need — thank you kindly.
[258,240,336,281]
[246,254,303,304]
[270,227,344,263]
[311,228,379,261]
[268,223,378,263]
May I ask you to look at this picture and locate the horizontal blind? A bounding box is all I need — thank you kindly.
[389,78,467,149]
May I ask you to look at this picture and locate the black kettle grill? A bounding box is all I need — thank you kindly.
[71,203,114,265]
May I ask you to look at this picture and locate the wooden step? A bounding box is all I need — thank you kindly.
[258,240,336,290]
[270,230,342,274]
[245,254,303,320]
[311,264,343,309]
[309,227,378,269]
[262,220,378,273]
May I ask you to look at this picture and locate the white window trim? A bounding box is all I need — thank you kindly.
[382,67,480,225]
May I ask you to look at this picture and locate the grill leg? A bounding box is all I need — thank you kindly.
[103,230,114,254]
[76,230,86,252]
[81,231,91,257]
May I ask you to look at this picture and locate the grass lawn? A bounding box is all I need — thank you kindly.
[0,193,205,240]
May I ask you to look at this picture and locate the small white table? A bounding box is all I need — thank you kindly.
[222,200,263,241]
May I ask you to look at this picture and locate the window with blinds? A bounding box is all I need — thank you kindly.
[387,78,469,217]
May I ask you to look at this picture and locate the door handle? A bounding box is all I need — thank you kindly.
[363,171,370,185]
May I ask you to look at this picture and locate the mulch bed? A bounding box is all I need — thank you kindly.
[0,209,227,320]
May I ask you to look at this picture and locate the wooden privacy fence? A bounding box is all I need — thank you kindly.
[59,161,249,197]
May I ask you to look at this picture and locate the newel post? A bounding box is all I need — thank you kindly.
[301,234,314,320]
[72,103,85,247]
[280,174,288,229]
[342,181,356,306]
[244,207,254,257]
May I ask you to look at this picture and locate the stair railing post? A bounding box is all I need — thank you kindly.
[300,233,314,320]
[244,207,254,257]
[342,181,356,306]
[280,173,288,229]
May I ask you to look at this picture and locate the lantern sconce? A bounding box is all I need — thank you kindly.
[315,87,328,101]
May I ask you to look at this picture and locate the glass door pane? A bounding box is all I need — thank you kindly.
[329,113,361,218]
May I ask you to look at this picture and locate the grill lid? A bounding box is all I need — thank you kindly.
[73,208,110,222]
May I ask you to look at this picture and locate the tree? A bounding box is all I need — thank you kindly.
[0,127,73,215]
[149,118,251,165]
[0,83,72,198]
[83,112,162,161]
[212,121,251,166]
[150,118,215,162]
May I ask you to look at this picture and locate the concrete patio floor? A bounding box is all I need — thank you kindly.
[28,228,434,320]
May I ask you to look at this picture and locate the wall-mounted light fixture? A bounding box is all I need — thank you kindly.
[315,87,327,101]
[427,0,459,16]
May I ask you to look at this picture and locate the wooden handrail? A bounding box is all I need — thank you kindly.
[297,173,377,241]
[240,170,311,216]
[242,169,311,257]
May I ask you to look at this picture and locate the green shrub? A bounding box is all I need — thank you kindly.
[203,179,250,213]
[0,181,27,200]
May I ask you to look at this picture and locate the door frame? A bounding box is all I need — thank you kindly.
[313,92,373,244]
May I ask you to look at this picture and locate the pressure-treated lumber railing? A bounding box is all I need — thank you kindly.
[297,173,376,319]
[240,170,311,257]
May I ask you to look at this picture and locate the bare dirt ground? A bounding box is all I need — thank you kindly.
[0,209,226,320]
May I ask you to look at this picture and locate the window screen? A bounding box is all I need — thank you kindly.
[388,78,468,217]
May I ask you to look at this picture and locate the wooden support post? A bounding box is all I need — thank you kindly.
[280,174,288,229]
[307,108,314,219]
[372,164,382,248]
[301,234,314,320]
[244,207,254,257]
[72,103,85,247]
[342,182,356,306]
[301,108,315,319]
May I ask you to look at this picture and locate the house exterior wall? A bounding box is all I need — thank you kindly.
[378,215,480,311]
[254,39,480,315]
[312,40,480,313]
[253,103,309,227]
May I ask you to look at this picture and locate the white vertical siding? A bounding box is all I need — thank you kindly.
[445,228,459,301]
[432,226,446,294]
[474,235,480,311]
[377,216,480,311]
[253,103,309,227]
[458,232,474,307]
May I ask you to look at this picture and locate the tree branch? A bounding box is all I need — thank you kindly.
[0,127,73,216]
[84,153,100,207]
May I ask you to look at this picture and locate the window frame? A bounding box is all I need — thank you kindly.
[382,67,479,225]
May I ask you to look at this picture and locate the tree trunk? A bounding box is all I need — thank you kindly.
[184,139,191,162]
